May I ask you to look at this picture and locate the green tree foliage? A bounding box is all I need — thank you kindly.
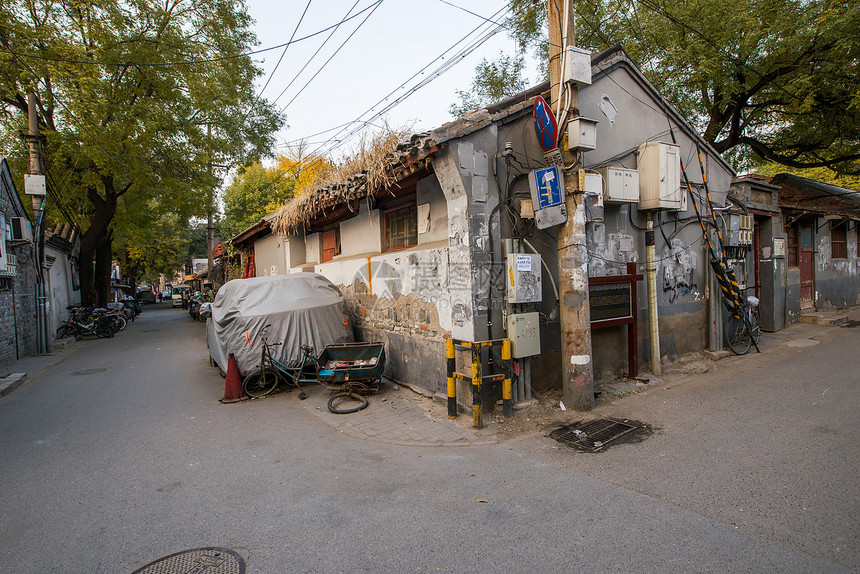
[450,54,528,117]
[455,0,860,174]
[0,0,283,305]
[219,152,331,240]
[220,162,293,240]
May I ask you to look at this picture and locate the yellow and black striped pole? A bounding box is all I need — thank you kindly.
[446,338,457,419]
[471,344,482,429]
[502,339,512,418]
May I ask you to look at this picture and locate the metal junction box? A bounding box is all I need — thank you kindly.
[598,166,639,203]
[563,46,592,87]
[636,141,686,211]
[508,312,541,358]
[567,117,598,151]
[506,253,542,303]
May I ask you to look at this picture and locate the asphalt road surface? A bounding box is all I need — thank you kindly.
[0,303,857,573]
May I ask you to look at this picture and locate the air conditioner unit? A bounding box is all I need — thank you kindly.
[10,217,33,243]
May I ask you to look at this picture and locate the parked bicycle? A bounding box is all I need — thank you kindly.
[725,286,761,355]
[56,306,117,339]
[241,325,384,413]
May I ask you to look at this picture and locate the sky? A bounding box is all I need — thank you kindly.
[243,0,540,161]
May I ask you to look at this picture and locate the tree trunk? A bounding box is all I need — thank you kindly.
[78,183,118,307]
[95,233,113,306]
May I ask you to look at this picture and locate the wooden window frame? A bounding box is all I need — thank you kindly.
[382,201,418,252]
[786,222,798,268]
[831,221,847,259]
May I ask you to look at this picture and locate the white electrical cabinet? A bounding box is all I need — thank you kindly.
[508,312,541,358]
[598,166,639,203]
[506,253,542,303]
[567,117,598,151]
[637,141,686,211]
[563,46,592,87]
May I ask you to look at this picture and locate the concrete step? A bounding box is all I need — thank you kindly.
[798,311,849,327]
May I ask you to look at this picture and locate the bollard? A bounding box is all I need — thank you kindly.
[446,338,457,419]
[502,339,512,418]
[471,344,482,429]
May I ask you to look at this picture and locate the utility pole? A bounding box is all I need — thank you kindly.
[26,92,49,353]
[206,124,214,287]
[549,0,595,410]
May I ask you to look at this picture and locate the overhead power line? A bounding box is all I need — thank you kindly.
[0,4,382,68]
[311,5,510,158]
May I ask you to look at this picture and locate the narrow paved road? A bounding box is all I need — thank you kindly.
[0,303,856,573]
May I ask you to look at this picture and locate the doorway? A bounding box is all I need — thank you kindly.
[798,222,815,309]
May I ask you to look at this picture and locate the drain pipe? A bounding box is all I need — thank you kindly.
[645,218,662,376]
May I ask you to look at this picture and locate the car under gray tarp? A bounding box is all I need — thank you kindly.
[206,273,354,376]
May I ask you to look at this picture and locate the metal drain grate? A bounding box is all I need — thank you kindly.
[131,547,245,574]
[554,418,640,452]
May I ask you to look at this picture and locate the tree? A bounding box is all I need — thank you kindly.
[449,54,528,117]
[454,0,860,174]
[219,152,330,240]
[0,0,283,305]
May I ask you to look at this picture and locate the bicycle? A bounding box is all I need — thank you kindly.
[725,287,761,355]
[56,306,116,339]
[242,326,315,400]
[242,326,376,414]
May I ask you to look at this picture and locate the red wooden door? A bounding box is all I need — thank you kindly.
[322,228,338,263]
[798,223,814,308]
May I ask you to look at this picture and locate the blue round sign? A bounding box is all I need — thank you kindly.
[533,95,558,151]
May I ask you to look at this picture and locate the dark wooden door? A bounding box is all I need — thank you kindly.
[798,223,814,308]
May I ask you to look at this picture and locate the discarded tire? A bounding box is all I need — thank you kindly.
[327,391,368,414]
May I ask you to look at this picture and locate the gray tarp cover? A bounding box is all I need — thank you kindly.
[206,273,353,375]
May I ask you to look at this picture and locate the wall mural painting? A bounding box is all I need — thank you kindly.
[661,238,698,303]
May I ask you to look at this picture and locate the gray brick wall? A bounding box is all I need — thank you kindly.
[0,168,38,370]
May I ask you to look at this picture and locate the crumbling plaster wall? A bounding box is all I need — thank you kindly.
[577,62,736,375]
[253,233,287,276]
[813,223,860,309]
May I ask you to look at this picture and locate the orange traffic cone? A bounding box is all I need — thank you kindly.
[220,353,246,403]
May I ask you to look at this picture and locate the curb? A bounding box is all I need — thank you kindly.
[0,373,27,397]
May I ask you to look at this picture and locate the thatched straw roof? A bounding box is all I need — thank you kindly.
[273,129,438,235]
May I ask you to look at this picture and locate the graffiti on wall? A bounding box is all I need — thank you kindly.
[660,238,699,303]
[587,223,638,277]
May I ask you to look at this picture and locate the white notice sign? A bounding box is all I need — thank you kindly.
[516,255,532,271]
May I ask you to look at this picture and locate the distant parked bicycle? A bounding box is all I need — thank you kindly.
[57,306,122,339]
[725,286,761,355]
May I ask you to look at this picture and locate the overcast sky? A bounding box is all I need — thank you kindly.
[243,0,541,160]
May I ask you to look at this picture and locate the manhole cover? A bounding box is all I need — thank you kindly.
[131,547,245,574]
[550,418,649,452]
[71,368,108,376]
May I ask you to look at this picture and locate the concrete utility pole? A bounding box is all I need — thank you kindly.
[549,0,595,410]
[26,92,50,354]
[206,125,214,285]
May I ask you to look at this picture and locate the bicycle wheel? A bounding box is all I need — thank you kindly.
[327,391,369,414]
[750,307,761,344]
[242,370,280,398]
[56,325,71,339]
[725,310,751,355]
[115,315,127,331]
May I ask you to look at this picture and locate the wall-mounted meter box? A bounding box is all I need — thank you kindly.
[582,172,604,222]
[637,141,686,211]
[563,46,592,87]
[506,253,542,303]
[722,214,754,246]
[598,166,639,203]
[508,312,541,358]
[567,117,598,151]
